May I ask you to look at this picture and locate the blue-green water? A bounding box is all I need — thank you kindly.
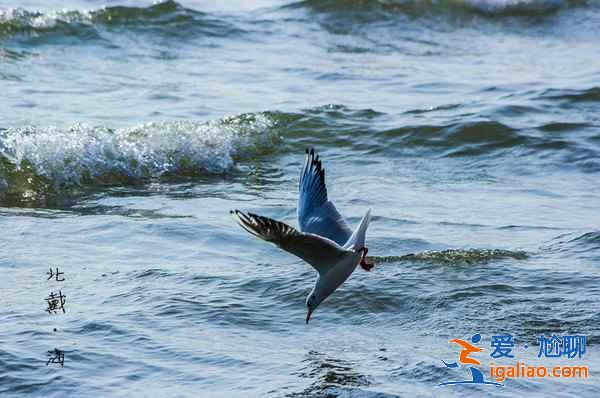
[1,1,599,397]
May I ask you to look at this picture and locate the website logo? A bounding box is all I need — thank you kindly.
[436,333,588,387]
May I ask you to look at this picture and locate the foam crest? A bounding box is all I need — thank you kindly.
[289,0,587,17]
[0,8,93,35]
[0,113,277,191]
[459,0,571,13]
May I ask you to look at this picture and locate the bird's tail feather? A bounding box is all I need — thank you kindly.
[343,208,371,250]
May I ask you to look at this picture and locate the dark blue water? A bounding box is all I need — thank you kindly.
[1,1,599,397]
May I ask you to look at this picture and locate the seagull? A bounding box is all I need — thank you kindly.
[231,148,373,323]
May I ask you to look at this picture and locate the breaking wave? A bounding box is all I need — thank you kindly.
[3,102,600,205]
[0,0,241,41]
[287,0,591,17]
[0,113,278,203]
[373,248,529,264]
[0,0,593,45]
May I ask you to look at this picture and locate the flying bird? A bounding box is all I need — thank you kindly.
[231,148,373,323]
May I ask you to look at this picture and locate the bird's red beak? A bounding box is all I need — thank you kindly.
[306,307,313,324]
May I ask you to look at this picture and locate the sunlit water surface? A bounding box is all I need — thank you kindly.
[1,0,599,397]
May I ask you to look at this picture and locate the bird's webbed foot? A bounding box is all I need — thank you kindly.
[359,247,374,271]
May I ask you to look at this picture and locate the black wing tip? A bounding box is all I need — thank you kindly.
[231,209,246,217]
[234,210,267,223]
[300,147,327,191]
[233,210,290,235]
[304,148,323,171]
[303,148,321,162]
[231,209,251,221]
[314,158,324,177]
[305,147,316,162]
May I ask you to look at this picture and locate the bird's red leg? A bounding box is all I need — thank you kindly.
[359,247,374,271]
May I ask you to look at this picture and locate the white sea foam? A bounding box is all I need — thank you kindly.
[0,8,93,30]
[375,0,577,13]
[0,113,277,188]
[458,0,566,12]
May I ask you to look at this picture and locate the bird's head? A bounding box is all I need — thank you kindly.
[305,290,323,324]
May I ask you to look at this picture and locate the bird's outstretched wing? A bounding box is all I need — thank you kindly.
[297,148,352,246]
[231,210,350,274]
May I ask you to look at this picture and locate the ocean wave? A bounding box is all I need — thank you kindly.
[373,249,529,264]
[381,120,524,157]
[1,104,598,205]
[0,0,241,41]
[538,87,600,103]
[286,0,590,17]
[542,231,600,259]
[276,105,600,168]
[0,113,278,203]
[288,353,378,398]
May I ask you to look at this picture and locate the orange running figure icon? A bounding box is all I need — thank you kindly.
[437,333,502,387]
[450,334,484,365]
